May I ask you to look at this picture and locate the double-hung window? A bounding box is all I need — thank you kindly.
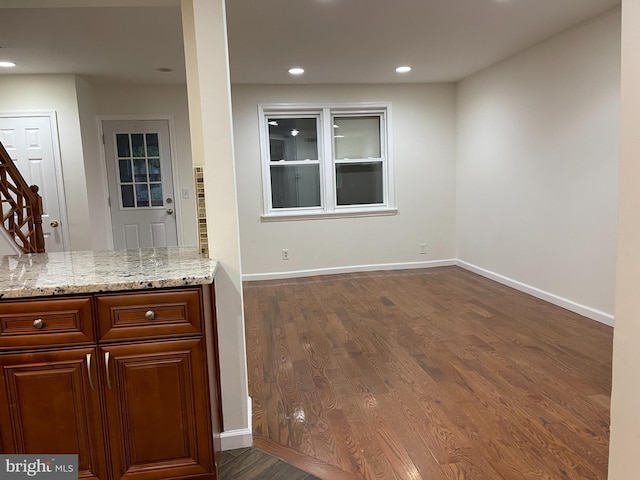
[259,103,395,219]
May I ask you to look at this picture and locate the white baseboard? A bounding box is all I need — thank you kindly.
[242,259,458,282]
[220,428,253,450]
[456,260,614,327]
[220,396,253,451]
[242,259,614,326]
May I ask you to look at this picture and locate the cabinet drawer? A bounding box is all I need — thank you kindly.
[96,289,202,341]
[0,297,94,349]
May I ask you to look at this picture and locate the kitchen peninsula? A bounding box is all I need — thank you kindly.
[0,247,222,480]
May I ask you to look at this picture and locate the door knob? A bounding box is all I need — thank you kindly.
[167,209,174,215]
[50,220,59,228]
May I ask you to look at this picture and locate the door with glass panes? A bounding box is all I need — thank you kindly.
[103,120,177,249]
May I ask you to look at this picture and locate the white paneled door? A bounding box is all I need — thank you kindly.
[103,120,178,250]
[0,115,67,252]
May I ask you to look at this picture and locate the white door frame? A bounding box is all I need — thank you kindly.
[97,115,184,250]
[0,110,71,252]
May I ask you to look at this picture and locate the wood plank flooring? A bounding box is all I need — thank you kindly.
[243,267,613,480]
[220,447,320,479]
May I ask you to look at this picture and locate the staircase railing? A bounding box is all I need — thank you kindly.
[0,141,45,254]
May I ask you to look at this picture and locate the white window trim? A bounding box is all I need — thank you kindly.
[258,102,396,220]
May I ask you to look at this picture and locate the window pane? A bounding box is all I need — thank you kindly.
[150,183,164,206]
[268,118,318,161]
[271,165,321,208]
[116,134,130,157]
[146,133,159,156]
[148,158,162,181]
[121,185,135,208]
[134,159,148,182]
[131,134,145,157]
[336,163,383,206]
[136,184,149,207]
[334,116,381,159]
[118,159,132,183]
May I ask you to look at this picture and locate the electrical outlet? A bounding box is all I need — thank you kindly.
[419,243,427,255]
[282,249,290,260]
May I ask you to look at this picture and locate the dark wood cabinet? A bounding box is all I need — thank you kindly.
[102,339,214,480]
[0,347,108,480]
[0,285,220,480]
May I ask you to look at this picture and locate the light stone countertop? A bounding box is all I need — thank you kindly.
[0,247,218,299]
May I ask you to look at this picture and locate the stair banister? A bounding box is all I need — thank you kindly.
[0,141,46,253]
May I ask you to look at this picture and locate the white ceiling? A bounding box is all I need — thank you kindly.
[0,0,621,85]
[228,0,621,84]
[0,6,186,85]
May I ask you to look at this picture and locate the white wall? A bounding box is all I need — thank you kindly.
[183,0,250,447]
[92,84,198,246]
[0,74,93,251]
[609,1,640,477]
[456,9,621,319]
[0,76,196,251]
[233,84,457,276]
[75,76,112,251]
[0,229,20,255]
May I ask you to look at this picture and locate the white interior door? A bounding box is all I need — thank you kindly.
[0,115,67,252]
[103,120,178,250]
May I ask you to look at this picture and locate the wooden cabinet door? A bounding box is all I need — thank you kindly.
[0,347,109,480]
[101,339,215,480]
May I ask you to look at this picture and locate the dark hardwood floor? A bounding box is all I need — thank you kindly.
[243,266,613,480]
[220,448,320,479]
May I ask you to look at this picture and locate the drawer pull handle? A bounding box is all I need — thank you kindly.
[86,353,95,391]
[105,352,112,390]
[33,318,44,329]
[145,310,156,320]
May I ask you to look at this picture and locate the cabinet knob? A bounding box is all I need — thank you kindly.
[33,318,44,329]
[145,310,156,320]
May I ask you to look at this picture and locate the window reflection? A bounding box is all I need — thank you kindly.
[268,118,318,161]
[114,132,165,209]
[271,165,321,208]
[336,163,383,205]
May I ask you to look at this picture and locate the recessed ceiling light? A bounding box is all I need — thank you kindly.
[288,67,305,75]
[395,66,412,73]
[0,61,16,68]
[291,129,300,136]
[268,120,279,126]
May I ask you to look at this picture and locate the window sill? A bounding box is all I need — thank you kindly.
[261,208,398,222]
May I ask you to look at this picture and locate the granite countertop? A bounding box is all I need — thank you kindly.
[0,247,218,299]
